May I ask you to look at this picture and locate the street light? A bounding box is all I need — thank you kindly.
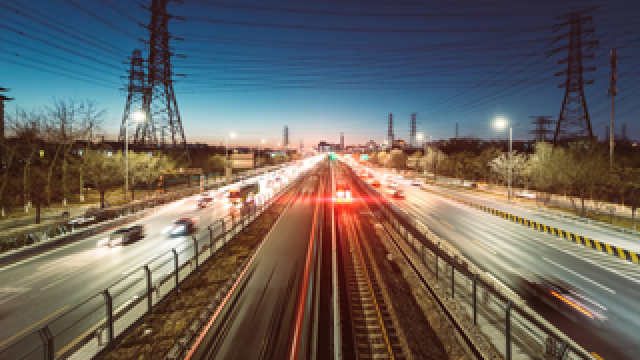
[226,131,236,165]
[493,117,520,201]
[125,110,146,201]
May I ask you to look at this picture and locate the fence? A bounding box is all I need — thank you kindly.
[350,167,596,360]
[0,162,290,256]
[0,164,309,360]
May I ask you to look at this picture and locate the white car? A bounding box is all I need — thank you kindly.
[411,180,422,186]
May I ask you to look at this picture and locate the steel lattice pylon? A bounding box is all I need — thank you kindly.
[119,49,146,145]
[135,0,188,158]
[548,7,599,144]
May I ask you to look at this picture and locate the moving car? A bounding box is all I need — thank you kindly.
[388,181,398,188]
[198,197,214,209]
[519,273,607,323]
[411,180,422,186]
[170,218,196,236]
[372,180,381,188]
[335,183,352,203]
[393,189,405,199]
[98,225,145,247]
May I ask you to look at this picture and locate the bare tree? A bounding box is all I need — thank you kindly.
[83,149,124,208]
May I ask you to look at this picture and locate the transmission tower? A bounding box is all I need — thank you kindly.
[136,0,188,157]
[388,113,394,146]
[548,7,599,144]
[119,49,147,148]
[529,116,555,142]
[410,113,417,148]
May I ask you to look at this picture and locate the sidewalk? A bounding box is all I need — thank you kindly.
[425,183,640,254]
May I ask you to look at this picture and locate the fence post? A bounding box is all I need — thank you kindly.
[102,289,114,344]
[506,300,513,360]
[38,325,54,360]
[144,265,152,314]
[473,273,478,325]
[451,261,455,299]
[193,236,199,269]
[208,225,213,252]
[172,248,179,288]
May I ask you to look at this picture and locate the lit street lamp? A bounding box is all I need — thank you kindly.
[125,110,146,201]
[494,117,520,201]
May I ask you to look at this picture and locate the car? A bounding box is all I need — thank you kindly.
[393,190,405,199]
[198,197,214,209]
[411,180,422,186]
[519,274,606,323]
[388,181,398,188]
[98,225,145,247]
[170,218,196,236]
[372,180,381,188]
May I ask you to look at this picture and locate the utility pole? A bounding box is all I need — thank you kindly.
[410,113,417,147]
[607,48,618,169]
[455,123,458,139]
[529,116,554,142]
[0,87,13,151]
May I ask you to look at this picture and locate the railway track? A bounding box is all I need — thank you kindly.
[338,210,406,359]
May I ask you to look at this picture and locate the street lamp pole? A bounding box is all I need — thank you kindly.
[125,120,128,201]
[509,126,512,201]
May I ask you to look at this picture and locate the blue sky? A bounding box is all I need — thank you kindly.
[1,0,639,148]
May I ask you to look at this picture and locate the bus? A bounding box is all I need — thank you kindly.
[228,182,259,206]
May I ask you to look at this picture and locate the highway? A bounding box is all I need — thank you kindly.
[186,165,323,359]
[0,161,309,357]
[358,164,640,360]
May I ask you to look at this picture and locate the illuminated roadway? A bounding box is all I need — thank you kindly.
[0,163,305,356]
[186,167,323,359]
[358,164,639,360]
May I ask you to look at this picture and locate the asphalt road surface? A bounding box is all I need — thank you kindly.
[0,162,309,358]
[360,166,640,360]
[187,173,320,360]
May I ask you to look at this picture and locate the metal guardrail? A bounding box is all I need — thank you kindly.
[0,163,289,257]
[0,162,307,360]
[350,167,597,360]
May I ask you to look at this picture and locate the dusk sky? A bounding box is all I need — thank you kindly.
[1,0,639,148]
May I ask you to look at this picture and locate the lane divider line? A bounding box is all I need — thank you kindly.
[542,258,616,294]
[0,305,69,349]
[423,188,640,265]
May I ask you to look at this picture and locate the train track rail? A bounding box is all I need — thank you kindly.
[338,210,405,359]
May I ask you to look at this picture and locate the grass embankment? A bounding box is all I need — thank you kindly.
[100,188,296,359]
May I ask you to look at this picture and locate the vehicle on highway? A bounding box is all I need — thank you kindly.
[198,197,214,209]
[393,189,405,199]
[170,218,196,236]
[388,181,398,188]
[335,183,352,203]
[411,180,422,186]
[98,225,145,247]
[372,180,381,188]
[519,273,607,323]
[228,182,259,207]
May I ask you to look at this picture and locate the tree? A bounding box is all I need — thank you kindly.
[477,147,503,184]
[617,167,640,230]
[83,150,124,208]
[0,144,16,216]
[389,150,406,169]
[488,150,529,188]
[424,147,446,182]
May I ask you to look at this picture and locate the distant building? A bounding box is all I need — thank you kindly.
[392,139,406,148]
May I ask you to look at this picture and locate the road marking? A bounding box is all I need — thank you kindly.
[440,219,455,230]
[473,239,497,254]
[543,258,616,294]
[40,266,89,291]
[0,305,69,349]
[535,237,640,284]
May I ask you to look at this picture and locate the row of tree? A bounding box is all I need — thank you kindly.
[368,142,640,228]
[0,100,177,223]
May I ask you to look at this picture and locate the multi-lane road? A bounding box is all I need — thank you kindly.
[0,160,314,357]
[186,164,325,359]
[359,164,639,359]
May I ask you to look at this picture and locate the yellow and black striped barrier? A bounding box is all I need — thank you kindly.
[428,189,640,264]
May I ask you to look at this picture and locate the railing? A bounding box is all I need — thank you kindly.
[350,166,597,360]
[0,163,291,256]
[0,164,309,360]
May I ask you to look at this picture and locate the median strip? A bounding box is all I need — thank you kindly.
[423,187,640,264]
